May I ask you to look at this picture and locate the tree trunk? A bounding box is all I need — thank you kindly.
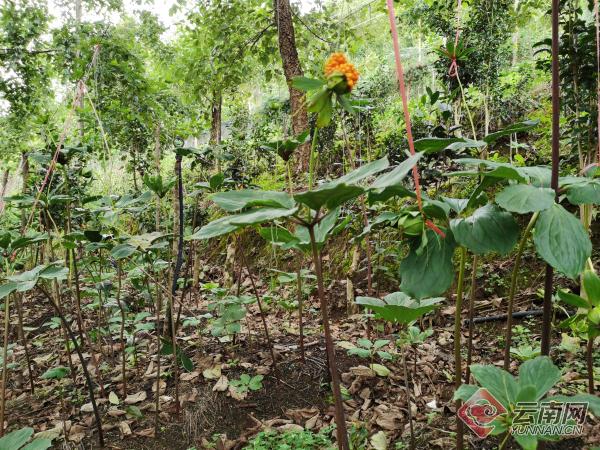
[210,90,222,172]
[0,169,9,215]
[273,0,310,174]
[20,152,29,232]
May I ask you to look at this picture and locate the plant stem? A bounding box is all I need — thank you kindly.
[456,72,477,139]
[542,0,561,359]
[308,224,349,450]
[296,268,305,363]
[116,262,126,397]
[465,255,478,384]
[503,212,539,370]
[15,294,34,394]
[587,336,594,394]
[154,275,161,436]
[454,246,467,450]
[239,246,277,371]
[401,343,415,450]
[38,286,104,447]
[308,127,319,190]
[0,293,10,437]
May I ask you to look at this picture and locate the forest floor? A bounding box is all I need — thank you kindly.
[5,242,600,450]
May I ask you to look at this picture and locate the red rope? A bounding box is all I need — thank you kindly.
[23,45,101,233]
[595,0,600,165]
[385,0,445,238]
[448,0,462,77]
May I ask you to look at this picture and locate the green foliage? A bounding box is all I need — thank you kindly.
[454,357,600,449]
[356,292,444,324]
[245,426,335,450]
[0,427,52,450]
[230,374,263,394]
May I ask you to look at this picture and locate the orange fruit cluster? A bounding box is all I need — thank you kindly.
[324,52,359,90]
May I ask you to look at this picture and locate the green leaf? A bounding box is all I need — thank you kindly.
[369,363,390,377]
[583,270,600,306]
[0,282,17,300]
[210,190,295,212]
[414,137,485,153]
[108,391,120,405]
[450,204,519,255]
[41,366,69,380]
[557,290,590,309]
[188,215,240,240]
[0,427,33,450]
[399,229,456,299]
[533,204,592,279]
[228,207,299,226]
[545,393,600,416]
[110,244,136,260]
[292,76,325,91]
[518,356,561,400]
[368,153,422,195]
[470,364,518,408]
[453,384,478,401]
[483,120,540,144]
[38,264,69,281]
[513,433,538,450]
[560,177,600,205]
[21,439,52,450]
[209,173,225,190]
[248,375,263,390]
[294,184,364,211]
[295,157,389,210]
[495,184,555,214]
[179,351,194,372]
[453,159,528,183]
[356,292,444,323]
[125,405,143,419]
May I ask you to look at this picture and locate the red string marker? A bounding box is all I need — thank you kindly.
[385,0,445,238]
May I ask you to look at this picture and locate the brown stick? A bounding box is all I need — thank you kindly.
[308,225,349,450]
[238,244,277,371]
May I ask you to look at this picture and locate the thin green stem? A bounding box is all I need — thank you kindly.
[308,127,319,190]
[503,212,539,371]
[454,246,467,450]
[456,72,477,139]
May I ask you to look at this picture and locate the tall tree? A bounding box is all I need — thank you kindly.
[273,0,310,174]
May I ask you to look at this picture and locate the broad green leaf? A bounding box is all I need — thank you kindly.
[513,433,538,450]
[495,184,555,214]
[370,153,422,190]
[295,157,389,210]
[228,207,298,226]
[370,364,390,377]
[533,204,592,279]
[583,271,600,306]
[111,244,136,260]
[518,356,561,400]
[295,184,365,211]
[210,190,295,212]
[557,290,590,309]
[400,229,456,299]
[453,384,478,401]
[292,76,325,91]
[188,215,239,240]
[38,265,69,281]
[41,366,69,380]
[453,159,528,183]
[356,292,444,323]
[545,393,600,416]
[450,204,519,255]
[258,226,300,249]
[125,405,143,419]
[0,427,33,450]
[441,197,469,214]
[560,177,600,205]
[0,282,17,300]
[414,137,485,153]
[470,364,518,408]
[21,439,52,450]
[483,120,540,144]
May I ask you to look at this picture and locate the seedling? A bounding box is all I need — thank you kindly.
[230,374,263,394]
